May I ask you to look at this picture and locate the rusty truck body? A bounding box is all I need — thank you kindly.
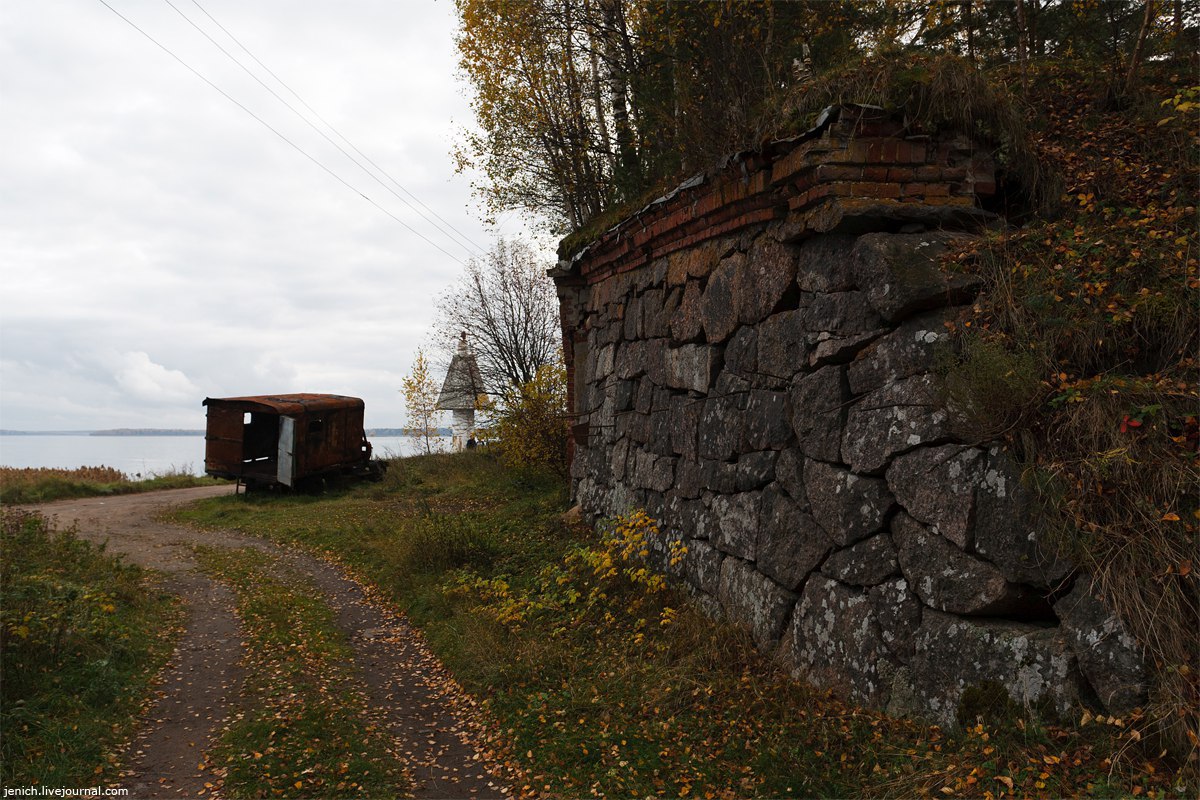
[203,394,376,489]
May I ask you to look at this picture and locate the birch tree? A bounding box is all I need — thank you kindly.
[401,349,442,455]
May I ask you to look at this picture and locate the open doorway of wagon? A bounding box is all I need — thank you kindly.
[203,394,371,492]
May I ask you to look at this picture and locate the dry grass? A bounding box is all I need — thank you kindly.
[1,465,128,485]
[936,59,1200,759]
[0,465,221,504]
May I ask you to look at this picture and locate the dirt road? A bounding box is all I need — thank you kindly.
[32,488,505,799]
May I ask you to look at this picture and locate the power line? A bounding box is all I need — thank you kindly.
[185,0,487,257]
[93,0,472,268]
[162,0,486,259]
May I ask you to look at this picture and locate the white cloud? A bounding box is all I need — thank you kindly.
[113,351,199,404]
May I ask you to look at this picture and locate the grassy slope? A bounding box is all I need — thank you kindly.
[174,452,1192,798]
[0,510,183,787]
[943,61,1199,755]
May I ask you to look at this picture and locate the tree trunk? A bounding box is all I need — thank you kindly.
[601,0,639,198]
[1014,0,1028,85]
[963,1,974,61]
[1124,1,1159,95]
[584,0,615,177]
[1029,0,1043,59]
[1172,0,1184,58]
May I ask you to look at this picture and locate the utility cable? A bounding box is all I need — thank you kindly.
[161,0,484,259]
[183,0,488,256]
[93,0,471,268]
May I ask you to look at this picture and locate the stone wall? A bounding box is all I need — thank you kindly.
[551,106,1146,726]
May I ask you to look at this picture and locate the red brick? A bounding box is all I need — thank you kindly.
[816,164,863,182]
[863,165,890,181]
[847,140,871,161]
[748,169,769,195]
[850,181,902,199]
[887,167,915,182]
[791,171,816,193]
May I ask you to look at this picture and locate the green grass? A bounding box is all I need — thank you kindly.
[172,451,1193,798]
[0,465,227,505]
[193,546,408,800]
[0,509,183,787]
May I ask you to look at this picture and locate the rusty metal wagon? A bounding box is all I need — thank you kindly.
[202,393,382,490]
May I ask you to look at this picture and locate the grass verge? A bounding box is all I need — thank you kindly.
[0,509,183,788]
[192,545,408,799]
[0,465,226,505]
[173,451,1193,798]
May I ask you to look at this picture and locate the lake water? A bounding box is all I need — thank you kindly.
[0,435,443,478]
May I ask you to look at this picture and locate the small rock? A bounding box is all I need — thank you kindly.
[887,444,985,549]
[789,365,847,463]
[870,577,922,663]
[848,309,958,394]
[701,253,742,343]
[711,491,762,561]
[892,512,1041,616]
[786,575,893,706]
[841,374,951,474]
[851,232,982,323]
[756,488,831,590]
[909,610,1080,727]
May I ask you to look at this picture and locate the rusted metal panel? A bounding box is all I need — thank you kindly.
[203,393,365,417]
[202,393,374,488]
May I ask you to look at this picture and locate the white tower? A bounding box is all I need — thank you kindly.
[436,333,483,451]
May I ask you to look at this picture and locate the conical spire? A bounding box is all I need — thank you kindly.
[436,332,483,411]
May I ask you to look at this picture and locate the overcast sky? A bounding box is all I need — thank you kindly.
[1,0,531,431]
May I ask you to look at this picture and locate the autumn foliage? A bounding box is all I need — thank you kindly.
[401,348,443,455]
[488,361,571,474]
[455,0,1196,234]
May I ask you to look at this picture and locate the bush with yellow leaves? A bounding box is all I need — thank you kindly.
[445,509,686,646]
[487,361,570,475]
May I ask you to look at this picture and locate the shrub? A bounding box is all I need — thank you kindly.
[0,510,179,785]
[489,362,570,475]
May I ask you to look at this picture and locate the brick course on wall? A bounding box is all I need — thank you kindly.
[552,105,1147,727]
